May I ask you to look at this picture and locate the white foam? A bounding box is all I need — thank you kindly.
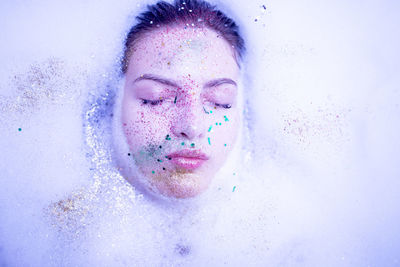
[1,0,400,266]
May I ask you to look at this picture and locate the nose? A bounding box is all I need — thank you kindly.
[171,100,206,141]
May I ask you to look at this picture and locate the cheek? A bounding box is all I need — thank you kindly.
[207,111,240,154]
[122,105,173,151]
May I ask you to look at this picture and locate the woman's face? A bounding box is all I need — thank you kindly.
[121,25,241,198]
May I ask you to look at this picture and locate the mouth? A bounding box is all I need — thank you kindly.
[167,149,209,170]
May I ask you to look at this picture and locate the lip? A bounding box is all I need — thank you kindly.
[167,149,209,170]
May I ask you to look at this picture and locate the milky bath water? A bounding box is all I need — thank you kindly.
[1,0,400,266]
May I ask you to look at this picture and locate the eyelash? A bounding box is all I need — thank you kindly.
[141,99,163,106]
[141,99,231,109]
[214,103,232,109]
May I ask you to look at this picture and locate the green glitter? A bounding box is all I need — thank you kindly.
[152,171,155,174]
[208,137,211,145]
[224,144,227,146]
[181,142,185,146]
[215,122,218,125]
[18,128,22,131]
[224,115,229,121]
[219,123,222,125]
[208,126,212,132]
[191,143,195,147]
[232,186,236,192]
[157,159,163,162]
[210,110,213,114]
[165,134,171,140]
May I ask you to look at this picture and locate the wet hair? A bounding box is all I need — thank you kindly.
[121,0,245,73]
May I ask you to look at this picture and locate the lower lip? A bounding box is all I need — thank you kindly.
[170,157,207,170]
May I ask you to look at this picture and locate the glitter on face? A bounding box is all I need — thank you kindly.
[121,25,241,198]
[232,186,236,192]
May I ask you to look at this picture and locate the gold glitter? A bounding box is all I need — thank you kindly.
[0,57,84,117]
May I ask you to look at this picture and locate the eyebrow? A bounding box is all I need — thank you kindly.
[203,78,237,88]
[133,74,180,88]
[133,74,237,88]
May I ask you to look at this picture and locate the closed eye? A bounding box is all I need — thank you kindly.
[214,103,232,109]
[141,99,163,106]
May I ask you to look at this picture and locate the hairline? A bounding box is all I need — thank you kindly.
[124,23,241,75]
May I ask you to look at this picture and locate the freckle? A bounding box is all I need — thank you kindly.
[215,123,218,125]
[163,167,166,170]
[181,142,185,146]
[152,171,155,174]
[157,159,163,162]
[128,153,131,156]
[190,143,195,147]
[18,128,22,131]
[159,146,162,149]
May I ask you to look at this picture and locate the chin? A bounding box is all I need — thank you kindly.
[149,170,212,199]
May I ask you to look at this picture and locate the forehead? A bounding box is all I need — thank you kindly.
[127,25,239,82]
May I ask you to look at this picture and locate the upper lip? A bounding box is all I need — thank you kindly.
[167,149,209,160]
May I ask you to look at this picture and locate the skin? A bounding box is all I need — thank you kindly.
[121,24,241,199]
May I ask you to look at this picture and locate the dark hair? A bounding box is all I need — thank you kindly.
[121,0,245,73]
